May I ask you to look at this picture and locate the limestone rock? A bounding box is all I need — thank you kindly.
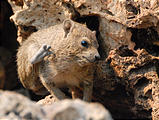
[37,95,57,105]
[7,0,22,13]
[42,99,113,120]
[10,0,66,44]
[107,46,159,118]
[0,91,45,119]
[7,0,159,119]
[0,91,113,120]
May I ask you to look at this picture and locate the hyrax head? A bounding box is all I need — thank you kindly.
[61,19,100,66]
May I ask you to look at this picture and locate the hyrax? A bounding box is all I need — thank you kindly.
[17,19,100,101]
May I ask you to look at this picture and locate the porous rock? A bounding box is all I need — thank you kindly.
[42,98,113,120]
[107,46,159,119]
[10,0,66,44]
[0,91,113,120]
[7,0,159,119]
[0,91,45,119]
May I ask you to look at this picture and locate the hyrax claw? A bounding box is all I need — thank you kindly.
[30,44,53,64]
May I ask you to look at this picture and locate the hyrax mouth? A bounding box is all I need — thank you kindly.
[82,56,95,63]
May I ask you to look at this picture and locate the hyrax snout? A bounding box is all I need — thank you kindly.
[17,19,100,101]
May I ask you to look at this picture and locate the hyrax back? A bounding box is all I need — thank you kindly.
[17,19,100,101]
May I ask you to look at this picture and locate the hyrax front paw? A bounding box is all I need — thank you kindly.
[30,44,53,64]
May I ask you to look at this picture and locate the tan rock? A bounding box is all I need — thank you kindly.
[10,0,65,29]
[7,0,159,119]
[0,91,45,119]
[107,46,159,118]
[10,0,66,44]
[43,99,113,120]
[37,95,57,105]
[0,91,113,120]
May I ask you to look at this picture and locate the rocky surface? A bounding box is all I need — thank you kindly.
[107,46,159,118]
[0,91,112,120]
[0,0,159,119]
[42,99,113,120]
[0,91,45,119]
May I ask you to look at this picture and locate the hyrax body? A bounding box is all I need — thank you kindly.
[17,19,100,101]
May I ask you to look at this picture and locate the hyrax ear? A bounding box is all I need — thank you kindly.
[63,19,74,38]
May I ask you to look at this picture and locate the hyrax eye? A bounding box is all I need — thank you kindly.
[81,41,88,48]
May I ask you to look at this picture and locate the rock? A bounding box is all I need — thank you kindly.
[10,0,66,44]
[37,95,57,105]
[0,91,45,119]
[42,99,113,120]
[7,0,159,119]
[107,46,159,118]
[7,0,22,13]
[10,0,65,29]
[99,17,135,54]
[0,91,113,120]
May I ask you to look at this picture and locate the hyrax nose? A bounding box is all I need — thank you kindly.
[95,52,100,60]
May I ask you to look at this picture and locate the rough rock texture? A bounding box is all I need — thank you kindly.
[3,0,159,119]
[0,91,45,119]
[107,46,159,118]
[10,0,66,44]
[0,91,112,120]
[43,99,113,120]
[37,95,57,105]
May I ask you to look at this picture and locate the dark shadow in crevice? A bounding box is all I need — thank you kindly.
[125,1,140,15]
[117,45,137,57]
[134,106,152,119]
[134,77,150,90]
[156,61,159,79]
[130,27,159,56]
[0,0,19,90]
[94,84,151,119]
[145,89,152,99]
[0,0,19,52]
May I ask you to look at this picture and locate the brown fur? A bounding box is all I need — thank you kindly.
[17,19,99,101]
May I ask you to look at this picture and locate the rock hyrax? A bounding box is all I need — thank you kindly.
[17,19,100,101]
